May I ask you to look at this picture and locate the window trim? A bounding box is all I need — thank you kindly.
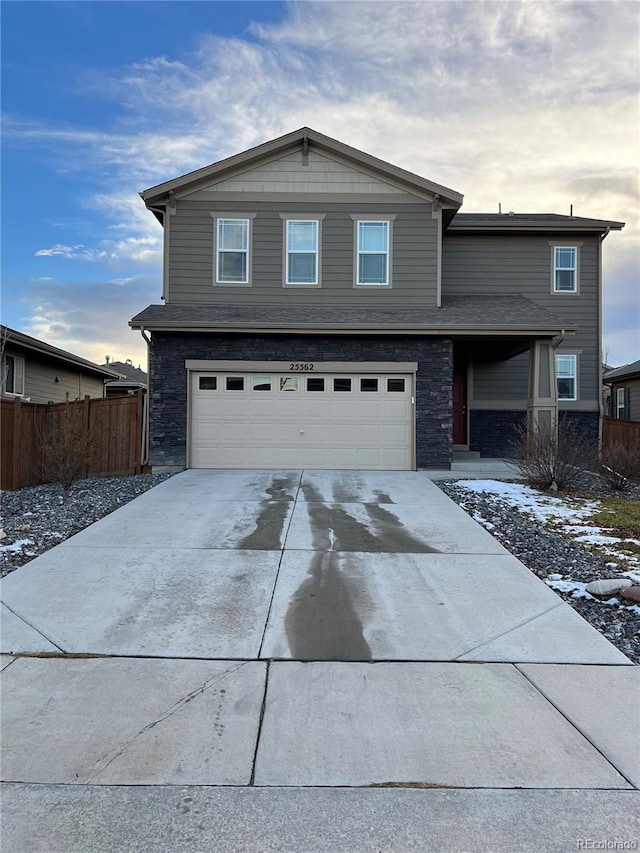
[555,353,578,401]
[211,212,257,287]
[549,242,581,294]
[279,214,325,288]
[2,353,25,397]
[351,214,396,288]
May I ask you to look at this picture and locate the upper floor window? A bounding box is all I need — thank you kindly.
[211,213,256,286]
[553,246,578,293]
[556,354,577,400]
[286,219,319,285]
[356,220,390,286]
[2,354,25,396]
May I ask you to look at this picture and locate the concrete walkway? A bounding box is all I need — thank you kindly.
[1,470,638,851]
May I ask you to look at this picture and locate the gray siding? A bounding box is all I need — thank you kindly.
[21,356,105,404]
[443,234,601,404]
[611,379,640,421]
[167,200,438,308]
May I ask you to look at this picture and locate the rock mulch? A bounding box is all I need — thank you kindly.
[1,473,173,578]
[438,478,640,665]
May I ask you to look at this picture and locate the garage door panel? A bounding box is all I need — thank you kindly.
[190,372,413,470]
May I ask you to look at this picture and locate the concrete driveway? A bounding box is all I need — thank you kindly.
[1,470,638,851]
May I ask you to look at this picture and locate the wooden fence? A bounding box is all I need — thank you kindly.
[602,416,640,452]
[1,391,146,491]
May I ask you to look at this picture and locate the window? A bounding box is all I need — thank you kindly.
[553,246,577,293]
[356,220,389,285]
[333,378,352,392]
[286,220,318,285]
[215,217,250,284]
[360,378,378,392]
[280,377,298,391]
[2,354,24,396]
[198,377,217,390]
[556,354,577,400]
[616,387,626,419]
[252,377,272,391]
[226,376,245,391]
[387,378,405,393]
[307,377,325,392]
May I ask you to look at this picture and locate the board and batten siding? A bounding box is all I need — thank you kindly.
[442,234,601,405]
[167,200,439,307]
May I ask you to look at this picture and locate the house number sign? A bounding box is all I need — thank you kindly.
[289,363,315,371]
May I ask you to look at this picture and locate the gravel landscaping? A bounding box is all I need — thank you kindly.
[438,473,640,664]
[1,469,638,664]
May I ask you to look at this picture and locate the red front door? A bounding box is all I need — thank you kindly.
[453,363,468,444]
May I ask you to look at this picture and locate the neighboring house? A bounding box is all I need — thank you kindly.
[604,360,640,422]
[102,358,148,397]
[1,325,119,404]
[130,127,624,471]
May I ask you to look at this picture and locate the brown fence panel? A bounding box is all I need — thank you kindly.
[1,392,145,491]
[603,416,640,452]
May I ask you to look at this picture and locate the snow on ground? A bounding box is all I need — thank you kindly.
[454,479,639,569]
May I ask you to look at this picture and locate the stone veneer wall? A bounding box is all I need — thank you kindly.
[149,332,453,469]
[470,410,600,457]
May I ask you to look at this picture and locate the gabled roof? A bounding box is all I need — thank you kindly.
[604,359,640,382]
[140,127,464,210]
[2,325,120,379]
[130,295,575,337]
[102,360,148,384]
[448,213,625,232]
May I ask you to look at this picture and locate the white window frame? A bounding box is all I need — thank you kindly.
[616,387,626,419]
[280,215,324,287]
[550,244,580,294]
[351,215,395,287]
[556,353,577,401]
[211,213,256,286]
[2,354,25,396]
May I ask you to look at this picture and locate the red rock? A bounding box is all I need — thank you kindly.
[620,586,640,603]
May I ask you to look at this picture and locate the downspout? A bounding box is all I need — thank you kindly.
[140,328,151,466]
[597,227,610,448]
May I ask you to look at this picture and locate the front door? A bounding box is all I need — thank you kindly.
[453,362,468,445]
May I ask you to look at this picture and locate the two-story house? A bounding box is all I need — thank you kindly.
[130,127,624,471]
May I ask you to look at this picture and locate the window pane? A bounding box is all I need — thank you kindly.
[219,251,247,282]
[288,253,316,283]
[288,220,317,251]
[280,377,298,391]
[555,270,575,291]
[556,355,575,378]
[361,378,378,392]
[359,254,387,284]
[359,221,388,251]
[333,378,352,392]
[387,378,405,392]
[218,219,247,251]
[557,378,575,400]
[252,377,272,391]
[226,376,244,391]
[5,356,15,393]
[199,377,217,390]
[307,377,325,392]
[555,247,575,268]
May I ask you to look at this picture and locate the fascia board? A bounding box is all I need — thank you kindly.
[447,221,625,233]
[6,339,120,378]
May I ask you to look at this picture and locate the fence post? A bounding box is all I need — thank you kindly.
[135,390,143,474]
[12,397,22,490]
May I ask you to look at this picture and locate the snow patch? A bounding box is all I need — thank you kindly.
[0,539,34,554]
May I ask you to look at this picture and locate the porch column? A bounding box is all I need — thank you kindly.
[527,340,558,437]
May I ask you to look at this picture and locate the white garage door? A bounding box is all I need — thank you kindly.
[190,371,413,470]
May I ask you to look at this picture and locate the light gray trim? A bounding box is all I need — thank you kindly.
[185,360,418,373]
[280,216,325,288]
[433,205,442,307]
[555,352,579,401]
[352,218,394,289]
[549,242,583,295]
[162,206,172,302]
[135,321,568,336]
[449,219,624,233]
[210,214,257,288]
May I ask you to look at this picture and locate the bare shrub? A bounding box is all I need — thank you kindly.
[36,403,103,489]
[599,443,640,491]
[510,417,591,491]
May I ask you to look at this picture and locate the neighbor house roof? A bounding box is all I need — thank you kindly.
[604,360,640,382]
[130,295,575,337]
[2,325,120,379]
[140,126,464,213]
[102,360,148,384]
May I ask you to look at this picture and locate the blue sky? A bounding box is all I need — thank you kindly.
[2,0,638,369]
